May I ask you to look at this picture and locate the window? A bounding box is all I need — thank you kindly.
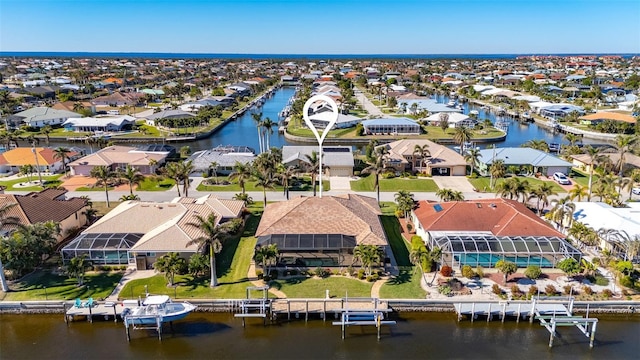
[146,252,156,257]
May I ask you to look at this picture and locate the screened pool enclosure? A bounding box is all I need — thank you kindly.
[61,233,142,265]
[427,232,581,268]
[257,234,357,267]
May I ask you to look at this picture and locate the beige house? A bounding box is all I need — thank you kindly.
[0,189,88,243]
[570,152,640,175]
[61,195,244,269]
[255,194,388,267]
[379,139,467,176]
[68,145,167,176]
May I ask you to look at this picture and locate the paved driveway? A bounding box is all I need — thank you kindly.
[431,176,476,192]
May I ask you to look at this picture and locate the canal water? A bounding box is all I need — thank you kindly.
[1,313,638,359]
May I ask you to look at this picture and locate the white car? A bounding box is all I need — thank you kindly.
[633,187,640,195]
[553,172,571,185]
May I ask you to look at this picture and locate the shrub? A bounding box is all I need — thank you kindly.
[476,266,484,278]
[395,209,404,218]
[510,284,522,296]
[620,275,634,288]
[347,266,356,277]
[583,285,594,295]
[440,265,453,277]
[406,223,414,233]
[545,284,557,296]
[461,265,475,279]
[563,285,573,295]
[528,285,538,298]
[492,284,503,295]
[601,289,613,299]
[357,269,366,280]
[255,269,264,279]
[225,218,244,234]
[524,265,542,280]
[594,274,609,286]
[438,285,452,296]
[314,267,329,278]
[381,172,396,179]
[366,273,380,282]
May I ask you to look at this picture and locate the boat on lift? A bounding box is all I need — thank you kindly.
[122,295,196,326]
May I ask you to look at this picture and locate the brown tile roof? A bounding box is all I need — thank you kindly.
[413,198,563,237]
[382,139,466,167]
[0,189,87,227]
[255,195,387,246]
[579,112,637,124]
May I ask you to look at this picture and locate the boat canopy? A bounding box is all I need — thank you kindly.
[143,295,170,306]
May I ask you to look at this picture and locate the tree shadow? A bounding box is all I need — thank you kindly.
[386,270,412,285]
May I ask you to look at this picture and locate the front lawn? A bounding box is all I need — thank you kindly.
[269,277,373,298]
[197,175,329,192]
[137,176,176,191]
[119,212,262,299]
[350,174,439,192]
[468,176,566,193]
[1,271,123,301]
[0,174,63,191]
[570,168,598,187]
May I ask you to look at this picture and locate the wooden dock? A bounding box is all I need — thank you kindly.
[65,301,127,323]
[271,298,388,322]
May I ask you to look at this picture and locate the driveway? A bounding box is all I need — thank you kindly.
[431,176,476,193]
[354,88,383,116]
[329,176,352,191]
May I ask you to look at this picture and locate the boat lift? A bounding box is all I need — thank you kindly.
[234,286,272,327]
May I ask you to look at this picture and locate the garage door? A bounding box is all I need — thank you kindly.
[330,167,352,177]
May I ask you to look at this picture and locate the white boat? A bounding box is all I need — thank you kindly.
[447,100,456,107]
[122,295,196,326]
[469,110,479,116]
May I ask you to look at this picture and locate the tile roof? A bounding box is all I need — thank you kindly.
[255,194,387,246]
[381,139,466,167]
[0,189,87,227]
[413,198,564,237]
[579,112,637,124]
[68,145,166,167]
[0,147,62,166]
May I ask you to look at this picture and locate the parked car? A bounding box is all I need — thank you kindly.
[632,187,640,195]
[553,172,571,185]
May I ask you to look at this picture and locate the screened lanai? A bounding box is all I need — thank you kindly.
[61,233,142,265]
[257,234,357,267]
[428,232,581,268]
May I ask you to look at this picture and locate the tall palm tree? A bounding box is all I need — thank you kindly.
[583,145,606,201]
[412,144,430,173]
[276,164,297,200]
[0,202,23,292]
[208,161,219,184]
[251,112,264,153]
[229,161,253,195]
[568,184,588,201]
[163,162,182,197]
[260,117,276,150]
[304,150,321,197]
[40,125,53,146]
[613,134,638,176]
[53,147,72,178]
[565,133,579,147]
[253,168,276,206]
[186,214,229,287]
[548,197,575,231]
[178,160,194,197]
[453,125,473,156]
[528,183,558,215]
[89,165,115,207]
[521,139,549,152]
[464,147,481,176]
[489,159,506,189]
[120,164,144,196]
[495,178,518,200]
[362,146,388,204]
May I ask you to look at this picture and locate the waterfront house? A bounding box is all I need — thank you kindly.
[570,152,640,176]
[9,107,81,128]
[378,139,467,176]
[255,194,389,268]
[424,112,477,128]
[91,92,142,107]
[0,189,88,242]
[410,198,581,269]
[308,110,362,129]
[0,147,76,175]
[52,101,96,115]
[187,145,256,176]
[282,146,354,177]
[476,147,573,177]
[63,115,136,132]
[361,117,421,135]
[578,112,637,126]
[143,109,196,126]
[61,195,245,268]
[68,145,167,176]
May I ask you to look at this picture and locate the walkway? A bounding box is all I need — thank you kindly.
[431,176,476,193]
[370,279,386,298]
[247,262,287,298]
[107,269,155,301]
[354,88,384,116]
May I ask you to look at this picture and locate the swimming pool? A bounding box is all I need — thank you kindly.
[453,253,554,268]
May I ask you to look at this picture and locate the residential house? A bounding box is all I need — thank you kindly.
[255,195,388,267]
[143,109,196,126]
[63,115,136,132]
[361,118,421,135]
[282,146,354,177]
[424,112,477,128]
[477,147,573,177]
[578,112,637,126]
[379,139,467,176]
[9,107,80,128]
[61,195,245,268]
[188,145,256,176]
[570,152,640,176]
[68,145,167,176]
[0,147,76,174]
[91,92,142,107]
[0,189,88,242]
[410,198,581,269]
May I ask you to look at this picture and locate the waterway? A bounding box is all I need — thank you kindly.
[1,313,638,359]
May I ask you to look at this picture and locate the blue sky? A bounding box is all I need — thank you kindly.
[1,0,639,54]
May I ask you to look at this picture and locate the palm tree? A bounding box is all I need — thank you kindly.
[412,144,430,173]
[435,188,454,202]
[0,202,23,292]
[19,164,34,182]
[394,190,415,218]
[53,147,72,178]
[565,133,580,146]
[162,162,182,197]
[528,183,558,215]
[66,255,92,286]
[251,112,264,153]
[260,117,277,150]
[453,126,473,156]
[229,161,253,194]
[521,139,549,152]
[89,165,115,207]
[304,150,321,197]
[178,160,194,197]
[186,214,229,287]
[548,197,575,231]
[153,252,186,286]
[254,244,279,275]
[353,244,382,276]
[120,164,144,195]
[568,184,588,201]
[40,125,53,146]
[276,164,297,200]
[253,168,276,206]
[208,161,219,184]
[362,146,388,204]
[84,136,95,153]
[489,159,506,189]
[464,147,481,176]
[613,134,638,176]
[583,145,606,201]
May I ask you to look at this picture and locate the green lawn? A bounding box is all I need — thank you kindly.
[197,175,329,192]
[0,271,123,301]
[269,277,373,298]
[137,177,176,191]
[468,176,566,193]
[286,125,358,139]
[119,212,262,300]
[350,174,439,192]
[379,270,427,299]
[0,174,63,191]
[570,169,598,187]
[380,216,411,267]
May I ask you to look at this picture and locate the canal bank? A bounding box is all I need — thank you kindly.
[284,130,507,146]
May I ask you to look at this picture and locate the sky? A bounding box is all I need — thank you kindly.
[1,0,639,54]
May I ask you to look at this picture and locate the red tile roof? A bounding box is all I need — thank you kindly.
[413,198,563,237]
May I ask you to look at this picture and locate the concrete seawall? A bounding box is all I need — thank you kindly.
[284,131,507,146]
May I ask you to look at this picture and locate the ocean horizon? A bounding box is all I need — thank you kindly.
[0,52,638,60]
